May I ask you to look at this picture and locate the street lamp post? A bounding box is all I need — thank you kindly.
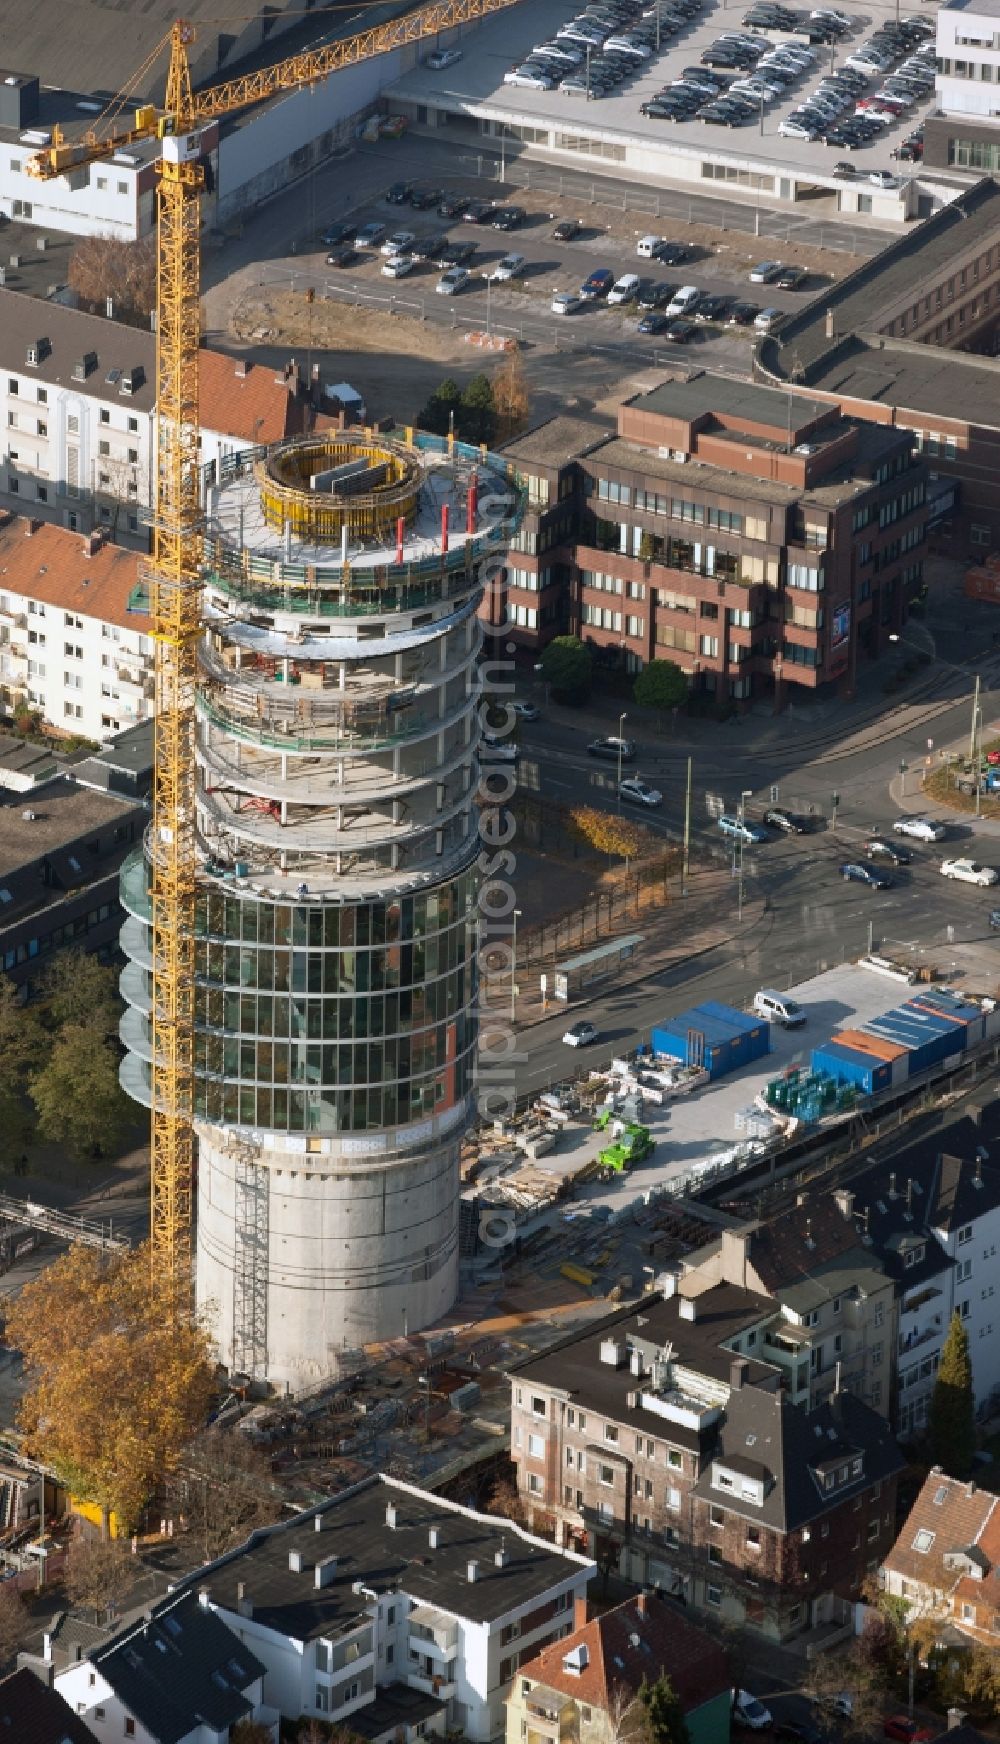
[617,710,627,811]
[737,788,752,923]
[511,907,521,1025]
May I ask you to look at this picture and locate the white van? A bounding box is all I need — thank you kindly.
[636,234,665,259]
[608,273,641,305]
[753,988,807,1027]
[666,284,700,316]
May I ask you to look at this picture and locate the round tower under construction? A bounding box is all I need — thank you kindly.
[119,428,521,1386]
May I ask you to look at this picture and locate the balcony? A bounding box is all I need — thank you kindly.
[898,1323,942,1357]
[408,1616,458,1661]
[407,1669,455,1700]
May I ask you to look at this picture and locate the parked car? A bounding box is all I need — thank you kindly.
[588,735,637,761]
[883,1721,933,1744]
[840,862,892,888]
[384,182,413,205]
[940,857,999,886]
[563,1020,600,1047]
[492,205,527,230]
[354,220,386,245]
[552,289,586,314]
[325,245,359,267]
[863,837,912,865]
[485,252,525,281]
[749,259,784,282]
[764,807,807,834]
[775,264,808,288]
[581,267,615,298]
[320,221,352,246]
[381,230,416,255]
[426,46,462,68]
[381,253,414,278]
[619,777,663,807]
[409,186,444,210]
[894,816,946,841]
[512,702,540,721]
[754,306,784,332]
[665,319,698,342]
[719,815,770,844]
[435,266,470,294]
[553,218,583,240]
[732,1692,773,1731]
[728,300,759,325]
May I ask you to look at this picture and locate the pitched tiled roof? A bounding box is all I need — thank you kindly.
[745,1200,863,1293]
[0,515,146,632]
[882,1471,998,1593]
[197,352,305,445]
[0,1667,100,1743]
[519,1592,729,1714]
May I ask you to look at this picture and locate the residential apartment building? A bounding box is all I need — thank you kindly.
[679,1210,896,1420]
[0,515,151,740]
[162,1475,594,1742]
[0,774,145,988]
[53,1589,273,1743]
[508,1592,730,1744]
[0,290,311,545]
[501,377,927,706]
[881,1470,1000,1645]
[0,1668,99,1744]
[508,1283,903,1644]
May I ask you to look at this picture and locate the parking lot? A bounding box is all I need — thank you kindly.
[385,0,938,219]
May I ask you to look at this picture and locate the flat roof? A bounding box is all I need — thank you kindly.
[502,414,612,469]
[583,419,900,507]
[385,0,918,194]
[634,375,835,431]
[181,1475,591,1642]
[770,177,1000,380]
[943,0,1000,14]
[801,334,1000,428]
[0,776,138,878]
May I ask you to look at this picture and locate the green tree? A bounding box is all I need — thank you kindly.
[30,1023,132,1159]
[633,658,689,721]
[638,1675,690,1744]
[38,949,121,1037]
[539,635,593,705]
[417,376,462,437]
[928,1311,976,1476]
[458,372,496,445]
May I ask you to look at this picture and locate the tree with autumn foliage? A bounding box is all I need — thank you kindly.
[63,1534,136,1623]
[493,349,531,442]
[7,1243,215,1533]
[568,805,646,864]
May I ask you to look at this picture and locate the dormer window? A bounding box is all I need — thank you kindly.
[912,1529,935,1554]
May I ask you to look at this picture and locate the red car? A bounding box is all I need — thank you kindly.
[884,1719,932,1743]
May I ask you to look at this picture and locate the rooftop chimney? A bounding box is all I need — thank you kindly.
[678,1297,697,1322]
[636,1593,648,1616]
[386,1502,398,1530]
[730,1357,750,1391]
[467,1559,479,1584]
[888,1172,898,1198]
[314,1513,325,1533]
[429,1526,440,1550]
[967,1480,976,1498]
[834,1189,854,1219]
[237,1581,252,1619]
[234,359,248,379]
[289,1549,305,1573]
[574,1595,589,1629]
[198,1587,210,1609]
[825,308,835,340]
[315,1554,339,1590]
[495,1541,510,1569]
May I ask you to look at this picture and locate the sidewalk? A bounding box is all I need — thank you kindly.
[501,867,766,1030]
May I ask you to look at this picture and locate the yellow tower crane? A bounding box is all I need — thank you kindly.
[28,0,523,1310]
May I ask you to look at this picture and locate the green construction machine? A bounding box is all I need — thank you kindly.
[598,1123,654,1179]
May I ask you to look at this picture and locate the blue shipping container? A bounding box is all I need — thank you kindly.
[811,1040,892,1097]
[651,1001,769,1080]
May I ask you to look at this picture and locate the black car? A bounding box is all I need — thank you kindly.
[320,221,352,246]
[694,293,730,321]
[411,232,449,261]
[385,181,413,204]
[553,218,582,240]
[862,837,912,865]
[656,240,691,264]
[437,192,467,218]
[638,311,670,333]
[462,198,495,223]
[666,318,698,342]
[764,807,807,834]
[774,265,808,289]
[409,186,444,210]
[325,245,359,267]
[436,239,477,266]
[840,862,892,889]
[492,205,526,230]
[728,300,759,324]
[638,280,673,308]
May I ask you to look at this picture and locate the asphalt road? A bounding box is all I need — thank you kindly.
[506,668,1000,1099]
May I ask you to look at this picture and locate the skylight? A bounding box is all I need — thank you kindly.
[912,1529,935,1554]
[934,1486,949,1506]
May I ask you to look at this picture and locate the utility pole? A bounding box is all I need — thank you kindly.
[682,755,692,896]
[970,674,982,819]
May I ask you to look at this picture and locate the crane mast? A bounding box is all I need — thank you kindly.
[29,0,524,1313]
